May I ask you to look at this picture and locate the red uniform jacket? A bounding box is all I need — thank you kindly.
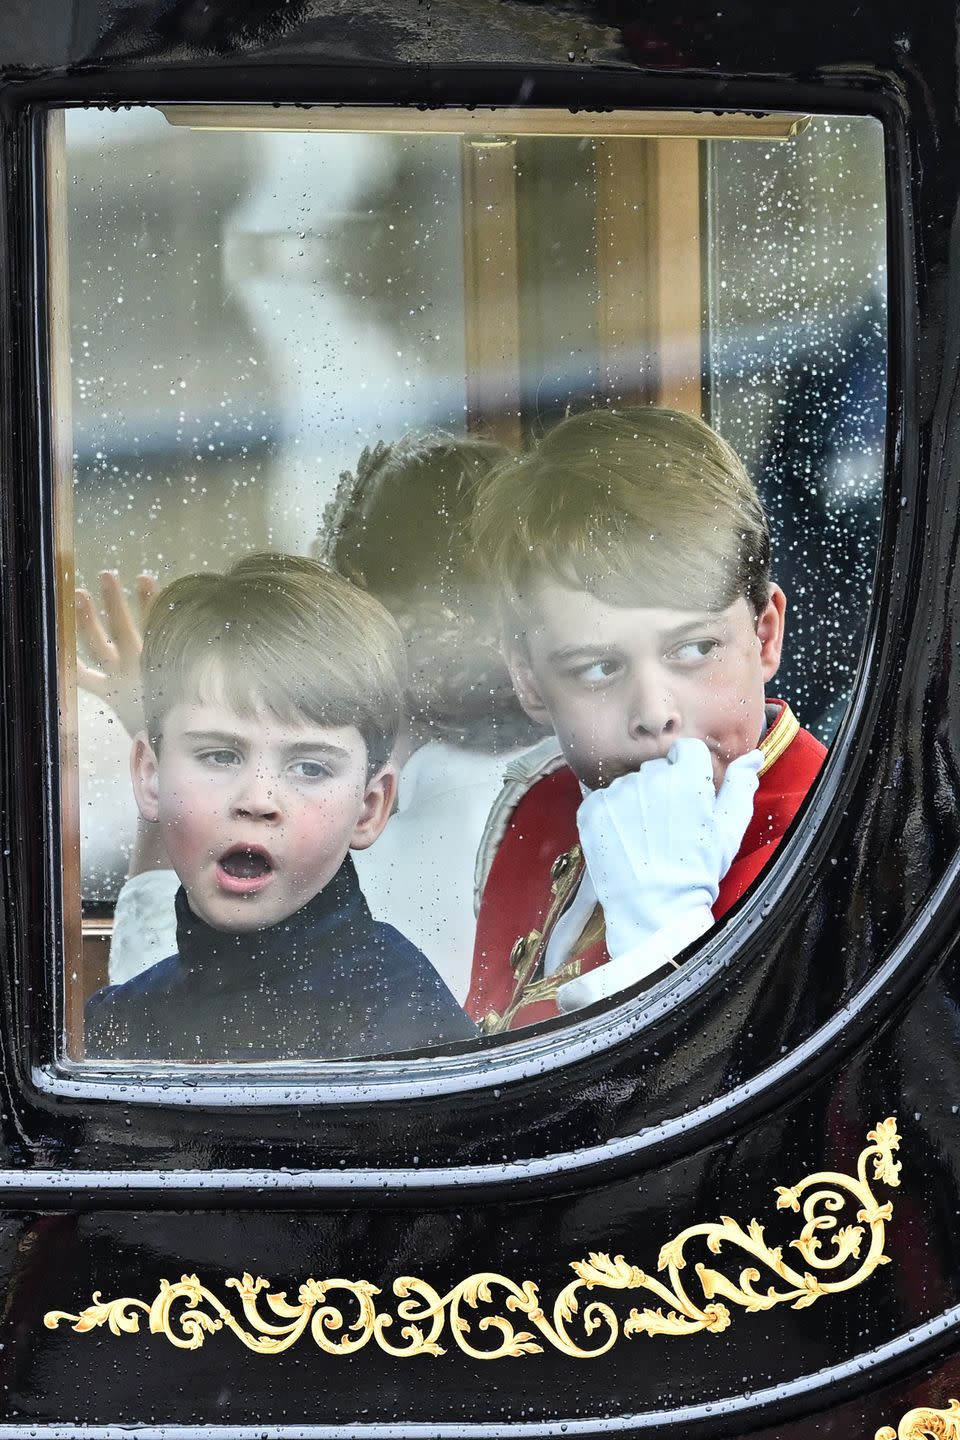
[466,702,826,1033]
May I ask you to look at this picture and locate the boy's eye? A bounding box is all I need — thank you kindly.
[568,657,623,685]
[670,639,719,663]
[199,748,241,767]
[289,759,331,780]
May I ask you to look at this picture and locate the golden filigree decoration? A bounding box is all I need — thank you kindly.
[44,1118,901,1360]
[876,1400,960,1439]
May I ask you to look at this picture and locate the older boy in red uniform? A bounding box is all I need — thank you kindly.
[465,407,825,1034]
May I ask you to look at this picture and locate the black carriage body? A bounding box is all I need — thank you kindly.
[0,2,957,1437]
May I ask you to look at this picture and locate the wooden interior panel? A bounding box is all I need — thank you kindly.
[648,138,703,416]
[81,923,111,999]
[595,139,658,408]
[45,110,88,1058]
[461,137,522,447]
[594,137,703,415]
[161,105,808,141]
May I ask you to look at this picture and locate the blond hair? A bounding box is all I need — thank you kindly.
[141,553,405,773]
[471,407,771,618]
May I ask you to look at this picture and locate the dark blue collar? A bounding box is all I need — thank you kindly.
[173,854,373,995]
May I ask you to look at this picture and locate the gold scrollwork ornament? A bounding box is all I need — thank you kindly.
[876,1400,960,1439]
[44,1118,902,1360]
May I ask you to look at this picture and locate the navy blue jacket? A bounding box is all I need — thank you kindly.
[85,857,476,1062]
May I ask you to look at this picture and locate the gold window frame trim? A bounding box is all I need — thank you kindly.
[44,1118,901,1359]
[158,104,810,140]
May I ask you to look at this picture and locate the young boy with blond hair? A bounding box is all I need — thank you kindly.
[465,407,826,1034]
[85,554,476,1061]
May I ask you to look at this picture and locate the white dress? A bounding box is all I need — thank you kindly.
[352,740,534,1002]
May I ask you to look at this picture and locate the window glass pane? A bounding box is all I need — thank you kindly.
[50,106,886,1069]
[706,119,886,739]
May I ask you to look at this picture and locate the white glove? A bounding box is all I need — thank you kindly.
[575,738,763,964]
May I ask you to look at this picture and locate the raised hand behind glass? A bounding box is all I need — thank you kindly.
[75,571,158,737]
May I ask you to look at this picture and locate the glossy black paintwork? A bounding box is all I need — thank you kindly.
[2,66,915,1174]
[0,0,959,1433]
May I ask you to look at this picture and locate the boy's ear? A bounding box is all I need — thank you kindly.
[350,765,398,851]
[757,584,787,682]
[130,731,161,822]
[503,633,552,728]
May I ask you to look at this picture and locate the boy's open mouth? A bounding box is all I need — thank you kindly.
[216,844,275,895]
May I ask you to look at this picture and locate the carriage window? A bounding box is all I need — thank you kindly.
[47,104,886,1069]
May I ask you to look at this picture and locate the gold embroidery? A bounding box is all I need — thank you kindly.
[570,903,605,962]
[504,958,583,1012]
[45,1119,901,1361]
[550,846,581,892]
[482,845,585,1034]
[759,701,800,777]
[509,931,541,972]
[876,1399,960,1438]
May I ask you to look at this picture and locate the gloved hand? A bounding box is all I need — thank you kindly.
[576,738,763,963]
